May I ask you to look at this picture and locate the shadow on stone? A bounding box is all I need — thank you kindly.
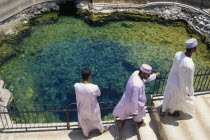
[149,116,161,139]
[68,129,88,140]
[117,119,138,140]
[109,125,118,140]
[68,125,116,139]
[157,105,193,126]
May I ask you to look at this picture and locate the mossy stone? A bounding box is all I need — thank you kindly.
[122,22,134,28]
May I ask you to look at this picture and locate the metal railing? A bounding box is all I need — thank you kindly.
[0,101,117,131]
[0,67,209,131]
[144,67,210,107]
[147,67,210,96]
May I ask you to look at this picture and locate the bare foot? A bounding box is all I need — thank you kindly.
[119,120,125,127]
[136,119,146,127]
[101,126,108,133]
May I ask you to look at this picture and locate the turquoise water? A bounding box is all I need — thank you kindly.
[0,15,210,107]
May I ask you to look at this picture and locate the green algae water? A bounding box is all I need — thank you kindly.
[0,14,210,110]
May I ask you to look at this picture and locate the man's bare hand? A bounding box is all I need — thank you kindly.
[156,72,160,77]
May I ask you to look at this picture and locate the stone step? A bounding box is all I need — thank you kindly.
[152,95,210,140]
[86,124,117,140]
[138,113,158,140]
[2,120,115,132]
[178,96,210,140]
[152,99,187,140]
[1,124,116,140]
[203,94,210,104]
[116,118,138,140]
[205,97,210,104]
[194,91,210,105]
[204,94,210,98]
[194,96,210,132]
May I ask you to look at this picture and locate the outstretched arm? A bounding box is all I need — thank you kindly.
[144,72,160,83]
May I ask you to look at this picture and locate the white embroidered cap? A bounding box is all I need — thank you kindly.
[140,64,152,74]
[186,38,198,49]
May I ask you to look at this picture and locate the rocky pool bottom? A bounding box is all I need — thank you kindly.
[0,12,210,122]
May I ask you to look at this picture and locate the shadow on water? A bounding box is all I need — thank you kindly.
[99,88,121,102]
[122,60,136,73]
[31,39,130,103]
[28,39,133,121]
[59,1,77,16]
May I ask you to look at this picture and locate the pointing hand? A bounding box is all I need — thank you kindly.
[156,72,160,77]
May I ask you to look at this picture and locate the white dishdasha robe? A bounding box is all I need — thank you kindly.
[0,80,13,127]
[74,83,104,137]
[112,71,156,122]
[162,52,195,116]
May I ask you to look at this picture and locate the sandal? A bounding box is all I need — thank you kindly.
[168,111,180,117]
[137,119,146,127]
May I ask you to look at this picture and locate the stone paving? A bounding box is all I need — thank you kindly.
[0,126,116,140]
[152,93,210,140]
[1,92,210,140]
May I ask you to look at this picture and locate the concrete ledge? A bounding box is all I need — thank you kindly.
[0,0,61,23]
[150,107,168,140]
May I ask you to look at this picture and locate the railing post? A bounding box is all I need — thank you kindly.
[114,117,120,140]
[66,109,70,130]
[201,0,204,9]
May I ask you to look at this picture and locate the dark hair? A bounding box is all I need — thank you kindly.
[82,68,91,80]
[139,70,143,74]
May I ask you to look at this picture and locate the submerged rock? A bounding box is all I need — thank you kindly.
[122,22,134,28]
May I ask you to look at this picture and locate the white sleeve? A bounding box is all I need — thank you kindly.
[179,61,194,96]
[185,66,194,96]
[95,85,101,97]
[144,74,157,83]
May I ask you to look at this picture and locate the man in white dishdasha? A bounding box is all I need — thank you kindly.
[160,38,198,117]
[113,64,160,127]
[74,68,107,137]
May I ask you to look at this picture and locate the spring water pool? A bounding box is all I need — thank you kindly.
[0,15,209,108]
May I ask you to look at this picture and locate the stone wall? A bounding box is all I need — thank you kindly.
[175,0,210,9]
[92,0,147,4]
[0,0,63,22]
[86,2,210,43]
